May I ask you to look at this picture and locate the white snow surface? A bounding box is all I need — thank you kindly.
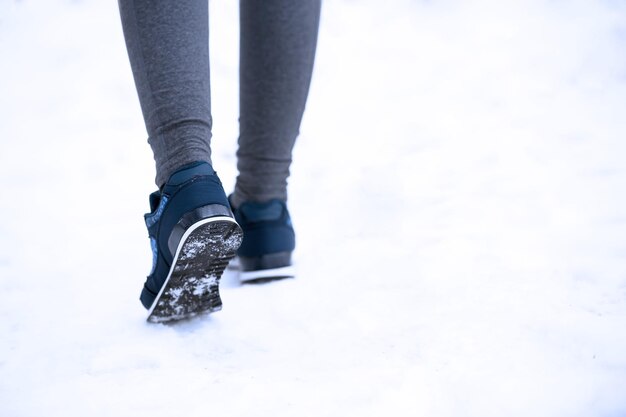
[1,0,626,416]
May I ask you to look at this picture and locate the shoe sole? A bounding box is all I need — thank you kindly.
[228,255,296,283]
[239,265,296,283]
[147,216,243,323]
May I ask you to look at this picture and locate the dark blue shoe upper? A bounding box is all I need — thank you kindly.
[141,162,231,309]
[232,199,295,258]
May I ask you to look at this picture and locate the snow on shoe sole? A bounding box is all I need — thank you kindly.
[147,216,243,323]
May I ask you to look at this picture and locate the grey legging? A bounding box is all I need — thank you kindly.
[118,0,321,206]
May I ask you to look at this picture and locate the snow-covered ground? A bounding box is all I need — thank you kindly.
[1,0,626,416]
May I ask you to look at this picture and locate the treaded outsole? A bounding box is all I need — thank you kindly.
[147,217,243,323]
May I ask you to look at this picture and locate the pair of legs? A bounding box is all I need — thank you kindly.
[118,0,320,321]
[118,0,321,205]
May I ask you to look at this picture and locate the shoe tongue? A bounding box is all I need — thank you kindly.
[164,162,215,190]
[239,200,283,222]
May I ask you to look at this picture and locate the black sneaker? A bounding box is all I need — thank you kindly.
[231,199,295,282]
[142,162,243,323]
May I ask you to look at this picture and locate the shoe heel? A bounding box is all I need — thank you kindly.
[238,251,294,283]
[147,217,243,323]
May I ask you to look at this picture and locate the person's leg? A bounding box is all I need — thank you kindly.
[230,0,321,281]
[119,0,212,187]
[231,0,321,208]
[118,0,242,321]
